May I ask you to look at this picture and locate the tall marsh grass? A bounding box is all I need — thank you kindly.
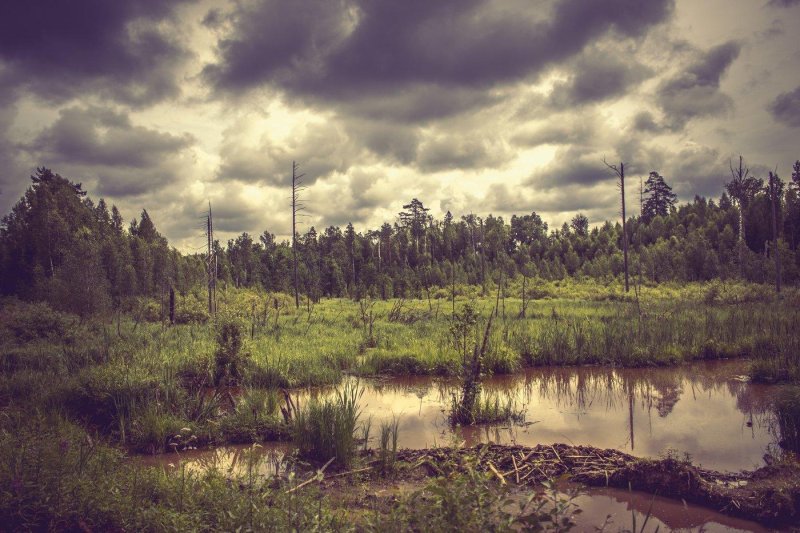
[292,381,364,468]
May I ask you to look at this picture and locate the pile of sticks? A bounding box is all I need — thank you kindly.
[397,443,745,487]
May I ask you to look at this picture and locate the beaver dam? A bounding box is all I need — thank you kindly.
[142,360,800,529]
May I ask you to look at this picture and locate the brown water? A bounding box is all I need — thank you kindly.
[347,360,783,472]
[545,483,769,532]
[140,361,791,532]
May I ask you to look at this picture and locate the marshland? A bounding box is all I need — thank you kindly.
[4,0,800,529]
[2,251,800,529]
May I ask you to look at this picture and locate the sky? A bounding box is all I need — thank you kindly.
[1,0,799,251]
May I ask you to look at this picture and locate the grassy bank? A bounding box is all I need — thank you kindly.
[0,280,798,455]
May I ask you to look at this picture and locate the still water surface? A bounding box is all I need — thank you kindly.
[142,360,791,532]
[346,359,780,472]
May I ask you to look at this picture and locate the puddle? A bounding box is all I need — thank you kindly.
[137,442,292,478]
[547,483,768,532]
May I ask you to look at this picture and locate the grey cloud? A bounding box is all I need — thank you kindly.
[26,106,195,198]
[656,41,741,130]
[512,115,596,147]
[768,0,800,6]
[416,134,509,173]
[205,0,674,118]
[549,51,652,109]
[343,120,420,164]
[631,111,666,133]
[485,182,617,215]
[658,144,724,200]
[336,85,500,123]
[0,0,193,106]
[768,85,800,127]
[526,147,607,190]
[31,106,194,168]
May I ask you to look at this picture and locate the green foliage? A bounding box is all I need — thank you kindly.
[774,387,800,455]
[370,455,579,532]
[213,320,248,386]
[377,416,400,475]
[0,415,346,531]
[292,381,364,468]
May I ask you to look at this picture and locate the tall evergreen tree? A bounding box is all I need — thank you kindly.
[642,172,677,223]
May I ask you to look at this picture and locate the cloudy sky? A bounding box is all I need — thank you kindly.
[1,0,799,250]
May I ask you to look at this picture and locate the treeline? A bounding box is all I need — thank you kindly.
[0,168,205,316]
[1,163,798,315]
[224,164,800,299]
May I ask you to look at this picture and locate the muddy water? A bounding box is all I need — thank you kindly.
[137,443,292,478]
[551,484,768,532]
[140,361,789,532]
[347,360,783,472]
[156,360,784,473]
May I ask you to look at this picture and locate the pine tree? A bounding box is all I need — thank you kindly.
[642,172,677,223]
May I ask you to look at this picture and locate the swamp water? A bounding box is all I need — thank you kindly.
[142,360,794,531]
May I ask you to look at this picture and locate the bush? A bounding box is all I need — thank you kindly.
[214,321,249,386]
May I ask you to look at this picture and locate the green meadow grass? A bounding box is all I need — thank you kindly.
[0,279,798,454]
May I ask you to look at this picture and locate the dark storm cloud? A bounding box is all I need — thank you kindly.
[31,106,194,169]
[631,111,666,133]
[526,147,606,190]
[656,41,741,130]
[205,0,674,116]
[416,134,509,173]
[26,106,195,198]
[0,0,193,106]
[549,51,652,109]
[768,86,800,127]
[768,0,800,7]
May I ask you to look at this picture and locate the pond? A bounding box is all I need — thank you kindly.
[141,360,793,531]
[346,359,784,472]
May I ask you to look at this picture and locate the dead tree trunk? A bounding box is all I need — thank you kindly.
[604,159,629,292]
[769,171,782,294]
[169,286,175,325]
[291,161,306,309]
[206,202,216,318]
[730,156,751,279]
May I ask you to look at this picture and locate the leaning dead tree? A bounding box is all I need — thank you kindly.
[291,161,306,308]
[769,170,782,294]
[206,201,216,317]
[604,158,629,292]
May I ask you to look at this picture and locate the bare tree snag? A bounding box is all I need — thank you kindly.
[604,158,629,292]
[291,161,306,309]
[769,171,782,294]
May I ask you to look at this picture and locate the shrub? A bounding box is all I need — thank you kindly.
[213,321,248,386]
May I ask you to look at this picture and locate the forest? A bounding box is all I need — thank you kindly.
[1,164,800,531]
[2,162,799,318]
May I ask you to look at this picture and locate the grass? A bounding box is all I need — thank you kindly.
[292,380,364,469]
[774,387,800,455]
[0,279,798,453]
